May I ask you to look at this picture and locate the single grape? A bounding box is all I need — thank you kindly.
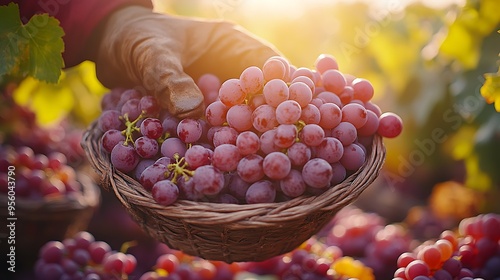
[252,104,278,133]
[314,54,339,73]
[219,78,246,107]
[152,180,179,206]
[226,104,253,132]
[193,165,225,196]
[262,57,288,81]
[240,66,264,95]
[88,241,112,264]
[236,131,260,156]
[263,79,289,107]
[140,118,163,139]
[161,114,179,137]
[378,112,403,138]
[280,169,306,198]
[134,136,159,158]
[40,241,66,263]
[274,124,298,148]
[263,152,292,180]
[111,143,140,173]
[246,180,276,204]
[351,78,374,102]
[321,69,346,94]
[212,144,241,172]
[331,122,357,146]
[139,163,169,191]
[205,100,228,127]
[316,91,342,108]
[134,159,156,180]
[101,129,125,153]
[259,129,281,155]
[98,110,123,132]
[299,124,325,147]
[357,110,379,137]
[342,103,368,129]
[228,174,251,201]
[300,104,321,125]
[212,126,239,147]
[288,81,313,108]
[340,143,365,171]
[184,145,211,169]
[139,95,161,118]
[287,142,312,167]
[313,137,344,164]
[237,154,265,183]
[177,118,202,144]
[276,100,302,125]
[161,137,187,158]
[405,260,430,280]
[302,158,333,188]
[339,86,354,105]
[197,73,221,96]
[121,98,142,121]
[330,162,347,185]
[318,103,342,129]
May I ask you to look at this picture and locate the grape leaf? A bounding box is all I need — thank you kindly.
[0,3,64,84]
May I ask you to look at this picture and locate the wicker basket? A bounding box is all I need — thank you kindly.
[0,173,100,267]
[82,121,385,263]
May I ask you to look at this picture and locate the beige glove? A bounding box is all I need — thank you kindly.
[95,6,281,118]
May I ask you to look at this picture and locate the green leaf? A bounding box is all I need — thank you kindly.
[0,3,64,84]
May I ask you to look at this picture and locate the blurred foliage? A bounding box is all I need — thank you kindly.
[4,0,500,209]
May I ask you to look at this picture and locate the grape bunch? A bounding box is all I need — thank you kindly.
[0,146,84,199]
[97,54,403,206]
[35,231,136,280]
[393,213,500,280]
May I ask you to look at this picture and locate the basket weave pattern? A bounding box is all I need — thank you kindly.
[83,121,385,262]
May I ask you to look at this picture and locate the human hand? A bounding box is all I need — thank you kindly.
[95,6,281,118]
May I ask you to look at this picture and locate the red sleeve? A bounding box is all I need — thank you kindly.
[1,0,153,68]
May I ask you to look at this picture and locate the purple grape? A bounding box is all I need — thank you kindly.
[111,142,140,173]
[152,180,179,206]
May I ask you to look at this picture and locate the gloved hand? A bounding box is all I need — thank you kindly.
[95,6,282,118]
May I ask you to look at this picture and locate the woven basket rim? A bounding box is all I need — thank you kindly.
[82,121,385,226]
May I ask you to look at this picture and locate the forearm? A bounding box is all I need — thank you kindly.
[2,0,153,67]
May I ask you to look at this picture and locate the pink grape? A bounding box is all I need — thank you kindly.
[205,100,228,127]
[177,118,202,144]
[226,104,253,132]
[331,122,357,146]
[98,110,123,132]
[101,129,125,153]
[300,104,321,124]
[289,81,313,108]
[313,137,344,163]
[351,78,374,102]
[378,112,403,138]
[321,69,346,94]
[299,124,325,147]
[316,91,342,108]
[405,260,430,280]
[357,110,380,137]
[301,158,333,188]
[252,104,278,132]
[239,66,264,95]
[249,94,267,109]
[219,78,246,106]
[140,118,163,139]
[342,103,368,129]
[259,129,281,155]
[228,174,251,201]
[276,100,302,125]
[212,144,241,172]
[340,143,366,171]
[330,162,347,185]
[280,169,306,198]
[177,177,203,201]
[212,126,238,147]
[365,101,382,116]
[263,152,291,180]
[193,165,224,196]
[290,67,315,82]
[245,180,276,204]
[139,163,169,191]
[139,95,161,118]
[184,145,211,169]
[161,137,187,158]
[287,142,311,167]
[152,180,179,206]
[134,136,159,158]
[339,86,354,104]
[161,114,179,137]
[236,131,260,156]
[262,57,287,81]
[197,73,221,95]
[318,103,342,129]
[291,76,315,94]
[274,124,298,148]
[263,79,289,107]
[237,154,265,183]
[111,143,139,173]
[314,53,339,73]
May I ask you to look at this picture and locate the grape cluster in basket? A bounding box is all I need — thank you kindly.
[97,54,402,206]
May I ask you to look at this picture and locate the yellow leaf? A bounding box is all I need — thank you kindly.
[444,126,477,160]
[464,154,492,191]
[439,21,480,69]
[481,70,500,112]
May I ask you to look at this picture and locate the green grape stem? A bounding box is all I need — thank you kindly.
[168,153,194,184]
[120,112,144,146]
